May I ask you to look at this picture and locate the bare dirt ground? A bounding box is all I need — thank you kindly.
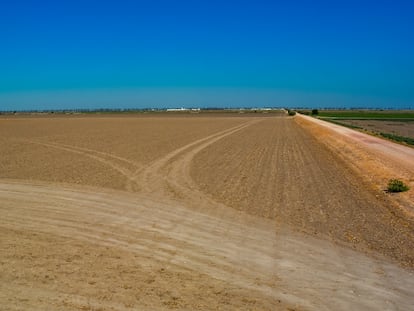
[296,115,414,216]
[192,116,414,266]
[0,116,246,189]
[1,114,414,310]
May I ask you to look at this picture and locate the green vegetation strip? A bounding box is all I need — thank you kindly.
[379,132,414,146]
[320,118,414,146]
[317,111,414,119]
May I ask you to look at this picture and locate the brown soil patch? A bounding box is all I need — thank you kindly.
[1,114,414,310]
[2,181,413,311]
[191,117,414,267]
[296,115,414,215]
[0,116,246,189]
[1,227,288,311]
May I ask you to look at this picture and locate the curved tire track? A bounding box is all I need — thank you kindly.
[20,120,257,195]
[1,181,414,310]
[3,117,414,310]
[131,119,261,202]
[20,139,140,191]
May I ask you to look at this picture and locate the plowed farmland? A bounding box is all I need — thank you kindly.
[1,113,414,310]
[191,117,414,265]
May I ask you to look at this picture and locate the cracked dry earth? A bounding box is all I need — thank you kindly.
[1,114,414,310]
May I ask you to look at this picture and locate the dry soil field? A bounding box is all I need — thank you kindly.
[334,119,414,139]
[1,113,414,310]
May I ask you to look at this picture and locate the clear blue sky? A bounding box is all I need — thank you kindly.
[1,0,413,110]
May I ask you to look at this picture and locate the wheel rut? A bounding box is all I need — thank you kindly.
[1,181,413,310]
[2,115,414,310]
[22,119,258,197]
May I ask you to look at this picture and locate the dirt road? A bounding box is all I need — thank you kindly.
[1,114,414,310]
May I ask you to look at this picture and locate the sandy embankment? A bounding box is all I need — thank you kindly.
[296,114,414,217]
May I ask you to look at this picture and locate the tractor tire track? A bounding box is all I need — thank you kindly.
[20,120,257,195]
[2,180,414,310]
[131,119,261,200]
[20,139,140,191]
[3,115,414,310]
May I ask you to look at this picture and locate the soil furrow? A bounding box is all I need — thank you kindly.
[1,114,414,310]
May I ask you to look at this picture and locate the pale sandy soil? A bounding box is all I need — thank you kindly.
[296,115,414,216]
[1,114,414,310]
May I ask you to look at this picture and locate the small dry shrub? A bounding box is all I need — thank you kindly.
[387,179,409,193]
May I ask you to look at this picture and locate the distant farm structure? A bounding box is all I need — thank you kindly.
[166,107,200,112]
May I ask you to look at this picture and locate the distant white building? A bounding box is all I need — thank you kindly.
[250,107,272,111]
[166,107,188,112]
